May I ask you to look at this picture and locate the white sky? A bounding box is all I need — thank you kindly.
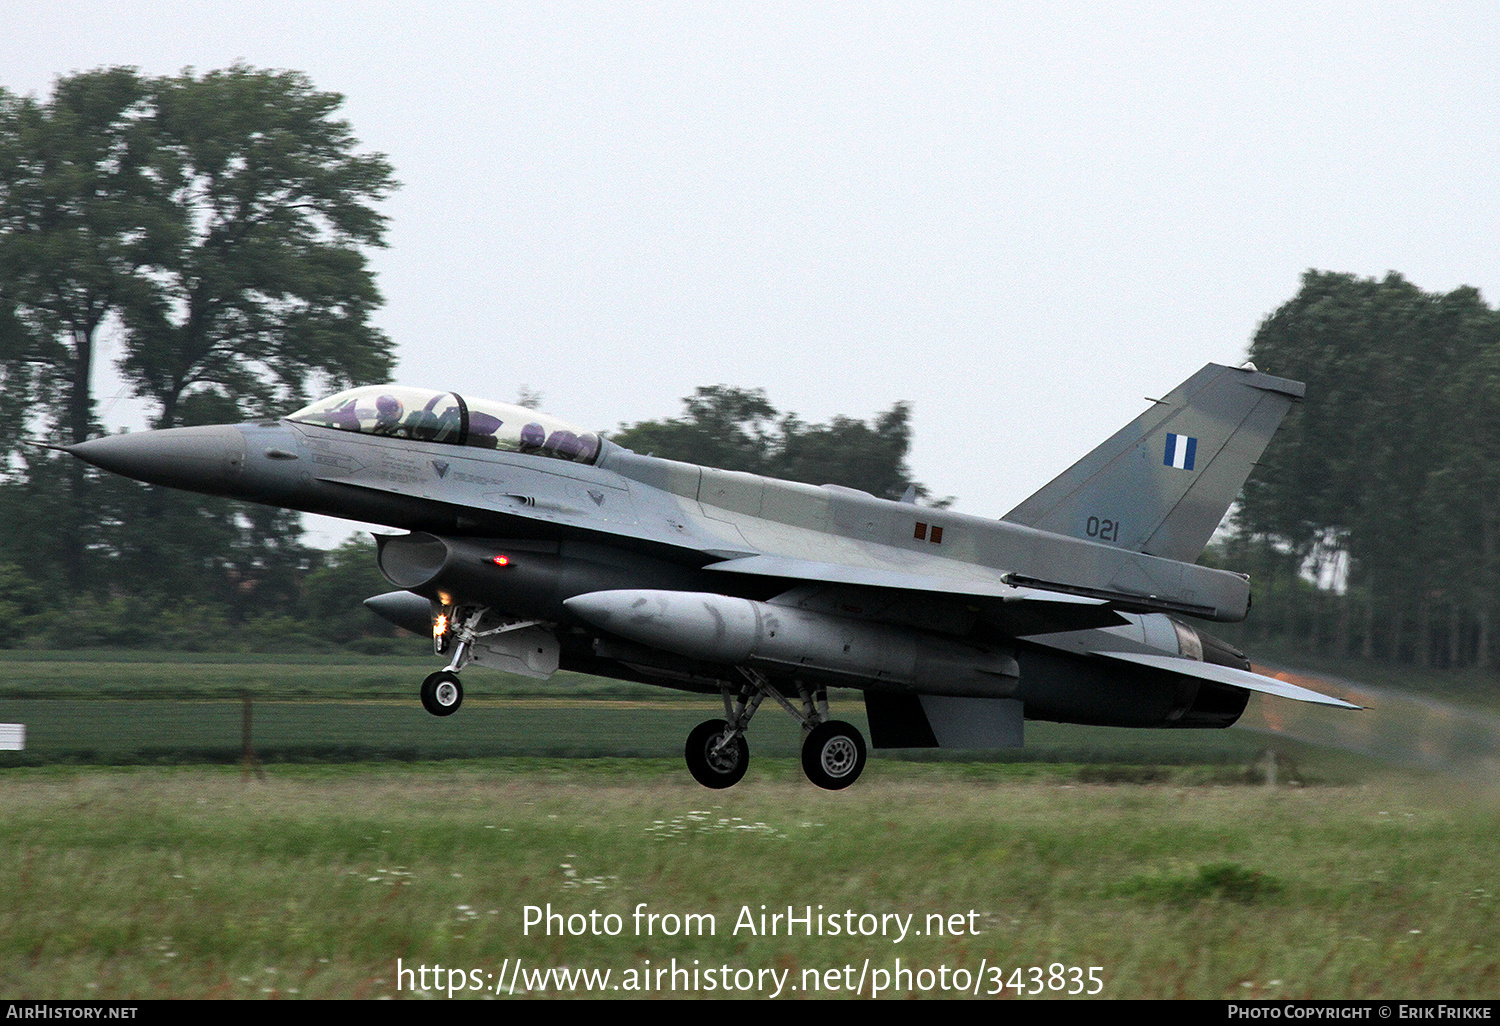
[7,2,1500,543]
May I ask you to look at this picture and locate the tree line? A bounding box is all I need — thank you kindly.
[610,384,943,504]
[1226,269,1500,671]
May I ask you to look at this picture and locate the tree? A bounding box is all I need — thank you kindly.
[0,65,397,606]
[301,536,405,646]
[0,69,163,586]
[0,64,396,439]
[118,65,397,427]
[0,68,159,450]
[612,385,945,503]
[1238,270,1500,667]
[614,386,778,475]
[776,405,923,502]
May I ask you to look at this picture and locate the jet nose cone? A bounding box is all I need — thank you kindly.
[66,425,247,494]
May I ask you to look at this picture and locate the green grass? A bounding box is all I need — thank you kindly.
[0,652,1491,998]
[0,652,676,700]
[0,761,1495,999]
[0,650,1351,767]
[0,695,1348,770]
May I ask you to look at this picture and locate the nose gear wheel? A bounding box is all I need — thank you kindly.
[420,670,463,716]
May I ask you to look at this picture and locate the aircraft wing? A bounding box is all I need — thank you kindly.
[704,553,1130,632]
[1093,650,1362,709]
[702,552,1215,620]
[704,553,1102,604]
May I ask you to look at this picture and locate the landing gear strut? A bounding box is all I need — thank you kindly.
[681,671,867,791]
[419,605,541,717]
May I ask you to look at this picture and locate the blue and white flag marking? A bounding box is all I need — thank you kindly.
[1164,433,1197,471]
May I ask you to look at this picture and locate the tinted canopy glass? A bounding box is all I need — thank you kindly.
[287,386,601,464]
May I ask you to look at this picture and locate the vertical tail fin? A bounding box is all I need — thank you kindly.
[1002,363,1304,562]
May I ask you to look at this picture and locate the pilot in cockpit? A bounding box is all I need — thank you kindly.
[371,394,405,436]
[467,412,502,448]
[518,422,546,453]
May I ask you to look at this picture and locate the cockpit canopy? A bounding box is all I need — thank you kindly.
[287,386,602,465]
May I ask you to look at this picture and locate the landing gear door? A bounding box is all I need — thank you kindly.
[468,626,560,679]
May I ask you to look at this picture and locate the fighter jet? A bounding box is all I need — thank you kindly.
[64,363,1357,789]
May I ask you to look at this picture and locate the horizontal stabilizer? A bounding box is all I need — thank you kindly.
[1093,650,1362,709]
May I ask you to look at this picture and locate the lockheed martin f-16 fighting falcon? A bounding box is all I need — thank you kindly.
[65,363,1357,789]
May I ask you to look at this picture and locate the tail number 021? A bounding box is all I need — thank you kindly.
[1085,516,1119,543]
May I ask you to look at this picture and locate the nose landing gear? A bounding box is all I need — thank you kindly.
[420,670,463,716]
[420,606,543,717]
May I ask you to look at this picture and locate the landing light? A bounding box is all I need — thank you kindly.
[433,613,449,639]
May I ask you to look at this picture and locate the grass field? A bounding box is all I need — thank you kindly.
[1,653,1497,1000]
[0,651,1335,767]
[1,760,1497,1000]
[0,695,1324,768]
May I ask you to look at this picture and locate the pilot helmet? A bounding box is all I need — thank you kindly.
[375,394,404,422]
[519,422,546,449]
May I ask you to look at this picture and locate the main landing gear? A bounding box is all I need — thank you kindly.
[685,670,867,791]
[420,605,541,717]
[685,719,749,789]
[801,719,867,791]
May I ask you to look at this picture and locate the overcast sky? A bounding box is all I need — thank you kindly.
[7,2,1500,540]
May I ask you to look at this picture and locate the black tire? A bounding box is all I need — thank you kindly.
[420,670,463,716]
[684,719,749,789]
[801,720,866,790]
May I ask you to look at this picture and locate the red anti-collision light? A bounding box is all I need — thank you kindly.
[492,554,510,566]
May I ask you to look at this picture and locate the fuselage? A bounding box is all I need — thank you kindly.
[68,398,1253,627]
[63,376,1357,788]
